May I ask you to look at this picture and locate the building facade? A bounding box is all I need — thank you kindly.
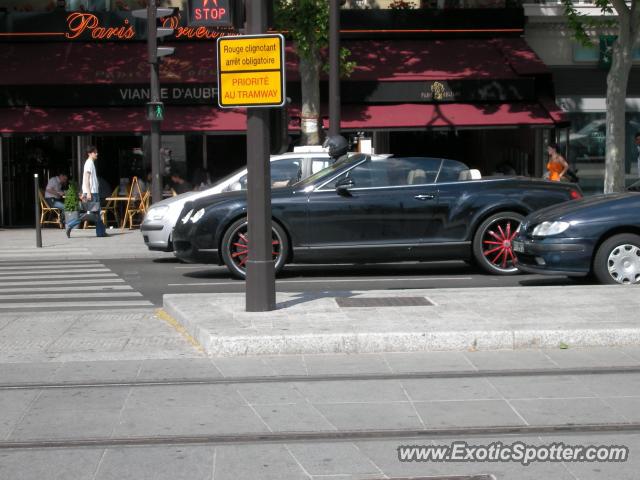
[1,0,565,226]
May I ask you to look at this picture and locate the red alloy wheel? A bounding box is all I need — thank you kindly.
[230,230,281,270]
[472,211,523,275]
[221,218,288,279]
[482,219,518,271]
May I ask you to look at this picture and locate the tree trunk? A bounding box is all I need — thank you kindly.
[299,52,322,146]
[604,38,633,193]
[603,1,639,193]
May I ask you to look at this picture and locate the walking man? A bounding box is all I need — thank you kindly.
[66,146,108,238]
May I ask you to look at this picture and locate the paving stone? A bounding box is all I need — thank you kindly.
[52,360,142,383]
[303,353,392,375]
[488,374,596,399]
[260,355,309,376]
[384,351,475,373]
[0,362,62,384]
[8,387,129,440]
[509,397,626,426]
[578,373,640,397]
[295,379,408,404]
[212,357,278,377]
[313,402,423,431]
[0,447,104,480]
[253,403,337,432]
[95,445,214,480]
[413,399,526,428]
[114,404,270,436]
[287,442,382,477]
[0,390,40,440]
[136,358,222,381]
[600,396,640,422]
[235,383,306,405]
[214,444,308,480]
[464,349,558,371]
[402,377,500,402]
[542,347,640,368]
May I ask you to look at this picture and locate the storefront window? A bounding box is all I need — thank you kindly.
[564,112,640,195]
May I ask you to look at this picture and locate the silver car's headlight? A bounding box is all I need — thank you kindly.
[532,221,570,237]
[181,209,194,224]
[146,205,169,221]
[190,208,205,223]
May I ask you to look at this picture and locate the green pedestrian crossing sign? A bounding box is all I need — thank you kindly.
[146,102,165,121]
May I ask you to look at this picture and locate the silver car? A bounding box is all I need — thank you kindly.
[141,150,334,252]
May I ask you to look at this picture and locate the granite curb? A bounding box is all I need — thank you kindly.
[163,285,640,357]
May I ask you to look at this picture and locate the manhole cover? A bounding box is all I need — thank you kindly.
[335,296,434,308]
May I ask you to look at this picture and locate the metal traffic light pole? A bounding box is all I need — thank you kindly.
[245,0,276,312]
[147,0,162,205]
[329,0,341,136]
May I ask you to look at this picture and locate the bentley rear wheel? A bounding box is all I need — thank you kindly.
[472,211,524,275]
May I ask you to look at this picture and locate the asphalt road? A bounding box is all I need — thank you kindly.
[103,257,590,307]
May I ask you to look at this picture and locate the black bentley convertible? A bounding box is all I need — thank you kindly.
[173,154,583,279]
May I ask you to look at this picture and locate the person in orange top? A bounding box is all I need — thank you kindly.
[546,143,569,181]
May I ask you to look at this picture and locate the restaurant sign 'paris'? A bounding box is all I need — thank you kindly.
[64,12,235,41]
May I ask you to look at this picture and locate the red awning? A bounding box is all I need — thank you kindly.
[0,106,249,134]
[0,38,549,85]
[1,101,563,134]
[317,102,558,131]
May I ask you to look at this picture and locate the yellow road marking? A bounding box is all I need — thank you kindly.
[155,308,205,353]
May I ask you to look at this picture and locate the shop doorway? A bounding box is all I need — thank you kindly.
[1,135,73,226]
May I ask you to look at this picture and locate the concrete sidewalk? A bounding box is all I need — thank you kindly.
[164,285,640,356]
[0,227,173,260]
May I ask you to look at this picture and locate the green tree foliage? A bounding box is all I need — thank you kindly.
[274,0,355,144]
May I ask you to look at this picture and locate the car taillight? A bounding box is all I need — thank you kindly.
[570,189,582,200]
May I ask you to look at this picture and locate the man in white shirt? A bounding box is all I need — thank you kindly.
[66,146,108,237]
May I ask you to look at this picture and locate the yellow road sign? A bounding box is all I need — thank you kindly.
[217,34,285,108]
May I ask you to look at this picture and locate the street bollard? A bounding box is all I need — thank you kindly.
[34,173,42,248]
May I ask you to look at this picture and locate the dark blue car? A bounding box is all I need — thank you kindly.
[514,191,640,284]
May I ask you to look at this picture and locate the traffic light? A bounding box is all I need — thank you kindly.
[146,101,165,121]
[132,6,176,62]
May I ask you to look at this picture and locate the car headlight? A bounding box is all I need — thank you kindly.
[146,205,169,221]
[532,221,570,237]
[181,209,194,224]
[190,208,205,223]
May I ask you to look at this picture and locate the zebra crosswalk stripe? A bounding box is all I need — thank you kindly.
[0,301,153,309]
[0,260,152,311]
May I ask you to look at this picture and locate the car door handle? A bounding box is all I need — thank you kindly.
[414,194,435,201]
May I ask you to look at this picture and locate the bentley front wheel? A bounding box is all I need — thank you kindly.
[220,218,289,280]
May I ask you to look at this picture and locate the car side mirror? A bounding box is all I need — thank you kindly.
[335,178,355,196]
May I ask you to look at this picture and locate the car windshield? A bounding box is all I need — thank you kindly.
[293,153,367,188]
